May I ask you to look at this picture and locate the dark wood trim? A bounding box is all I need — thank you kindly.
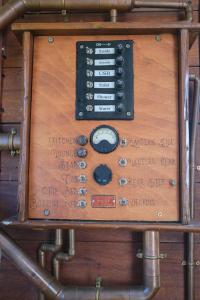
[2,218,200,233]
[11,22,200,37]
[18,31,34,222]
[179,29,190,225]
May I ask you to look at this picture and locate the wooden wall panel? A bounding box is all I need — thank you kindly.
[0,3,200,300]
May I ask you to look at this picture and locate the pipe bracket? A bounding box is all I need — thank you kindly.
[95,277,102,300]
[136,250,167,260]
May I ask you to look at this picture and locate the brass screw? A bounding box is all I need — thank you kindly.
[155,35,162,42]
[157,211,163,217]
[169,179,177,187]
[44,209,50,216]
[197,166,200,171]
[48,36,54,43]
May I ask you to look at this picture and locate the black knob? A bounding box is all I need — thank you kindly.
[116,92,125,101]
[116,67,124,77]
[77,148,88,158]
[93,164,112,186]
[116,79,125,89]
[116,103,125,113]
[77,135,88,146]
[116,44,124,54]
[116,56,124,66]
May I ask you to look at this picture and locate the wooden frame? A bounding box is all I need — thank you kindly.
[6,21,200,231]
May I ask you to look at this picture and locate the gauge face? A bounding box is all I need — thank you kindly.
[90,125,119,153]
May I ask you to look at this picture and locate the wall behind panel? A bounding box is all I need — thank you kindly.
[0,1,200,299]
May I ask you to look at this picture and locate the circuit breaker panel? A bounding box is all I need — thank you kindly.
[28,35,179,222]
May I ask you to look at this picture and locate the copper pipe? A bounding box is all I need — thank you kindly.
[53,229,75,281]
[60,231,160,300]
[0,130,20,152]
[38,229,63,300]
[0,229,159,300]
[0,229,65,300]
[134,1,193,21]
[0,0,193,31]
[110,8,118,22]
[185,75,200,300]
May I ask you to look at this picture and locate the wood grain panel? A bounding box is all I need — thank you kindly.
[28,34,179,222]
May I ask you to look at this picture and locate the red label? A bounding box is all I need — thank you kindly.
[91,195,116,208]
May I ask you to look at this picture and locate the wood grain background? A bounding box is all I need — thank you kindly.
[0,1,200,299]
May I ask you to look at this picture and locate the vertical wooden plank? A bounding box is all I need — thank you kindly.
[18,31,33,222]
[179,29,190,224]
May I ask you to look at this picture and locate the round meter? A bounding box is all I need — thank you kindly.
[90,125,119,154]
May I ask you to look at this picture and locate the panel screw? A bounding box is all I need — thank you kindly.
[157,211,163,217]
[197,165,200,171]
[126,112,131,116]
[155,35,162,42]
[79,112,84,117]
[169,179,177,187]
[44,209,50,216]
[126,44,130,48]
[48,36,54,43]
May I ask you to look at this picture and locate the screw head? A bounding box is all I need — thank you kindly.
[169,179,177,187]
[126,44,130,48]
[197,165,200,171]
[155,35,161,42]
[48,36,54,43]
[79,112,84,117]
[44,209,50,216]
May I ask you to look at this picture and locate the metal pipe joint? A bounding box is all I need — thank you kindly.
[0,128,20,156]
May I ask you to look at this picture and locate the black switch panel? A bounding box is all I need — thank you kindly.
[76,40,134,120]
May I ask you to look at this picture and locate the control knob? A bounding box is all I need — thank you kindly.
[93,164,112,185]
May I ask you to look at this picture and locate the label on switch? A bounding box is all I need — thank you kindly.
[94,70,115,77]
[94,82,115,89]
[94,105,115,112]
[95,48,115,55]
[94,94,115,101]
[95,59,115,66]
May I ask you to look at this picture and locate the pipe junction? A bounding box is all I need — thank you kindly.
[0,230,160,300]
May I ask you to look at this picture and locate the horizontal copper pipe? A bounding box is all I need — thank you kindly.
[0,0,193,31]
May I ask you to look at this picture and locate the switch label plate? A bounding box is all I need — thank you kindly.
[76,40,134,120]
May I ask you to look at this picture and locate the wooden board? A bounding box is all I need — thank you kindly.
[28,34,179,221]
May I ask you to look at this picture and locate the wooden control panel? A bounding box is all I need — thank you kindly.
[28,34,179,221]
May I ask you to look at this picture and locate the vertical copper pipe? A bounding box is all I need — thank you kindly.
[39,229,63,300]
[53,229,75,281]
[185,75,200,300]
[110,8,118,22]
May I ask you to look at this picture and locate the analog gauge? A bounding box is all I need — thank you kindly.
[90,125,119,153]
